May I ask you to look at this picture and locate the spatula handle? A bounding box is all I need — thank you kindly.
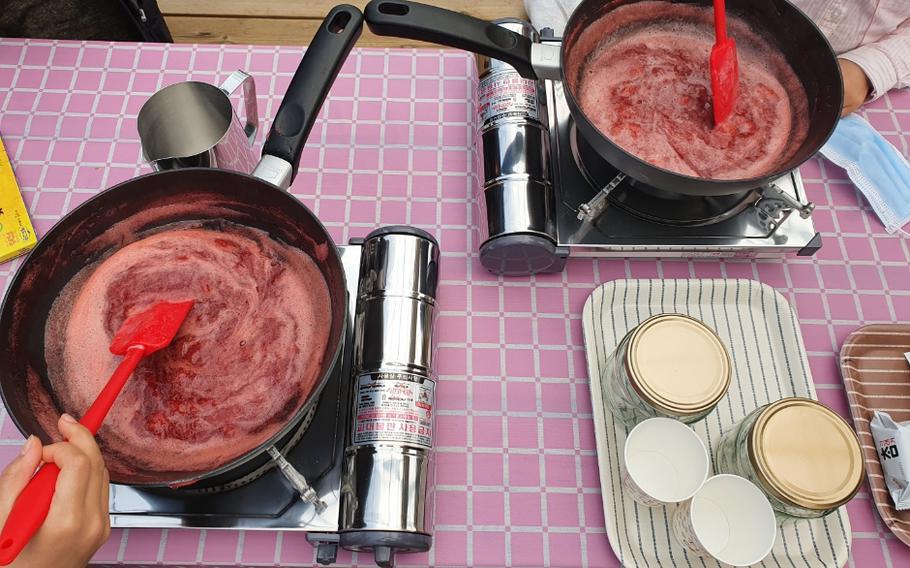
[80,347,145,434]
[0,463,60,565]
[714,0,727,42]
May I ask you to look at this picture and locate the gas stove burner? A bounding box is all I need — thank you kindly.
[107,233,441,568]
[474,39,822,271]
[569,123,762,227]
[177,402,319,494]
[107,247,365,530]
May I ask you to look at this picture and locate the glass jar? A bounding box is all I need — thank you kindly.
[716,397,863,520]
[601,313,731,429]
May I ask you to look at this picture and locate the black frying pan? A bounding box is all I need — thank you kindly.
[0,5,363,487]
[364,0,843,196]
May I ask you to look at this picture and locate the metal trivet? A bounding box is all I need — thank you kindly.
[569,124,763,227]
[178,401,319,494]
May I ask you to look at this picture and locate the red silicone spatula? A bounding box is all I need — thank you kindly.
[0,300,194,566]
[710,0,739,125]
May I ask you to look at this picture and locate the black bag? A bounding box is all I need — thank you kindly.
[0,0,173,42]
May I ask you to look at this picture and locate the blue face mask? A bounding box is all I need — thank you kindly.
[820,114,910,235]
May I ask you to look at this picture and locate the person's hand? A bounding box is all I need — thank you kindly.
[0,414,111,568]
[839,58,873,116]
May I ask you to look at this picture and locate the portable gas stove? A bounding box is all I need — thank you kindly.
[106,228,440,568]
[475,23,822,276]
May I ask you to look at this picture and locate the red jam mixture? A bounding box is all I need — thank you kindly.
[570,2,809,180]
[43,224,331,478]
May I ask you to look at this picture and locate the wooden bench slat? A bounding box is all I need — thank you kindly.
[166,16,448,48]
[160,0,526,21]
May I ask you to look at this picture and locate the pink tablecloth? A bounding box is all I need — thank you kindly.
[0,38,909,567]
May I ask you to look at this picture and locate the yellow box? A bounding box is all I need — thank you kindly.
[0,135,37,263]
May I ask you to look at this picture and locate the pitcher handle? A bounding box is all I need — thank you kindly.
[220,70,259,144]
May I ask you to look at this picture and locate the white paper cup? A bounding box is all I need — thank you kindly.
[672,474,777,566]
[621,417,709,506]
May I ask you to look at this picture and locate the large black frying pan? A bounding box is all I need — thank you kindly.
[364,0,843,196]
[0,5,363,487]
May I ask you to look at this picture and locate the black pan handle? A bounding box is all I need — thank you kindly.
[364,0,536,79]
[262,5,363,182]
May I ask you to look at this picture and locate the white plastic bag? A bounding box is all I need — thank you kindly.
[870,411,910,511]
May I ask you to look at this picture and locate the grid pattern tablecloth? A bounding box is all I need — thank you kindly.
[0,38,909,567]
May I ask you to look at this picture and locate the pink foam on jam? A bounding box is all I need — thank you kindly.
[570,1,809,180]
[43,225,331,478]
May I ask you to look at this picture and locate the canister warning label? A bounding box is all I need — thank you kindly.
[353,373,435,448]
[478,68,539,125]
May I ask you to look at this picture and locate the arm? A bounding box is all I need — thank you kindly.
[839,17,910,111]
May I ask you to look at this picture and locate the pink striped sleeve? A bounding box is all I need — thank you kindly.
[840,17,910,99]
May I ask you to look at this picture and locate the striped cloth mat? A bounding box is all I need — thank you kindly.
[582,279,850,568]
[841,324,910,547]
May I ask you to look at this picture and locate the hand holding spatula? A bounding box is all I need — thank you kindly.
[0,300,194,566]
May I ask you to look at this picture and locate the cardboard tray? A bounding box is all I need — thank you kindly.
[841,324,910,547]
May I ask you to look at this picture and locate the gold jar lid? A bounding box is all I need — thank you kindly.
[749,398,863,510]
[625,314,731,415]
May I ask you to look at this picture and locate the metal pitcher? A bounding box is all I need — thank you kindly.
[137,70,259,173]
